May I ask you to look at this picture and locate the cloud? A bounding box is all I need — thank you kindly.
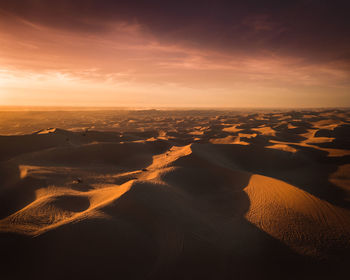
[0,0,349,107]
[1,0,350,60]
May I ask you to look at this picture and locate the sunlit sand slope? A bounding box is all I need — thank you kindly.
[245,174,350,257]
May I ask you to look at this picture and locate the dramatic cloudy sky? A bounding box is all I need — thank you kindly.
[0,0,349,107]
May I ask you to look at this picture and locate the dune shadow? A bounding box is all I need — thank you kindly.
[0,175,47,219]
[70,183,95,192]
[51,195,90,212]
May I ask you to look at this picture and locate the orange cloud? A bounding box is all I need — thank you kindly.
[0,14,349,107]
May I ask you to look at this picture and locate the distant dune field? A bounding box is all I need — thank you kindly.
[0,109,349,280]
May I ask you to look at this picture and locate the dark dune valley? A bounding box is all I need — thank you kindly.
[0,108,349,280]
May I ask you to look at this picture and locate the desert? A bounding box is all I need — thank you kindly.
[0,108,349,279]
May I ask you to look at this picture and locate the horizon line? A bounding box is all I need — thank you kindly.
[0,105,349,112]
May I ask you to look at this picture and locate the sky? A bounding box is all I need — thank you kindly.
[0,0,350,108]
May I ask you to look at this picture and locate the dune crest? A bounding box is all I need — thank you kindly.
[0,144,193,236]
[0,181,133,235]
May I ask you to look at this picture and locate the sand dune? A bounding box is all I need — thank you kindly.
[0,109,349,279]
[245,174,350,257]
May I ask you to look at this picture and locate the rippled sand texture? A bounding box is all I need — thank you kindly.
[0,109,349,280]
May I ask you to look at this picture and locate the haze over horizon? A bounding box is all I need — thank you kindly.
[1,0,350,107]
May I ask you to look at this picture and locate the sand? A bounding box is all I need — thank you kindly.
[0,108,349,280]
